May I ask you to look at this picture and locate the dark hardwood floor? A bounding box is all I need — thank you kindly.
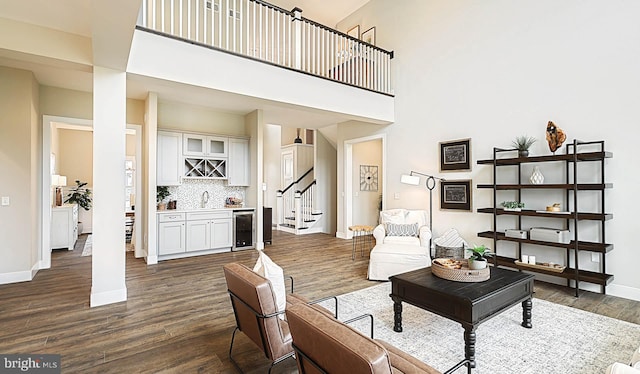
[0,231,638,373]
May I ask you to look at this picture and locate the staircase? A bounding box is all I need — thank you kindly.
[276,168,323,234]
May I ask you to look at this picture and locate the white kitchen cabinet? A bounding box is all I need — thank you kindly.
[185,210,232,252]
[157,131,182,186]
[51,204,78,250]
[227,138,250,186]
[158,212,186,255]
[183,134,228,157]
[211,218,233,248]
[186,219,210,252]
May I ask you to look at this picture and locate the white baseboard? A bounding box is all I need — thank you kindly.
[0,270,33,285]
[146,254,158,265]
[336,231,348,240]
[607,283,640,302]
[31,263,39,279]
[90,287,127,307]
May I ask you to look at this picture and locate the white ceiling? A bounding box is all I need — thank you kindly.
[0,0,371,128]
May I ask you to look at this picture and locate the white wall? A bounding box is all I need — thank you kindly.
[157,100,246,136]
[337,0,640,300]
[315,130,337,234]
[0,66,40,283]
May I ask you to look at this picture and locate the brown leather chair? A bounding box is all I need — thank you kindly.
[223,262,336,373]
[286,302,441,374]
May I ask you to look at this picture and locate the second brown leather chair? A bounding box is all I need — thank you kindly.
[286,302,441,374]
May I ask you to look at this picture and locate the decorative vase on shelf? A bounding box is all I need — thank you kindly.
[530,166,544,185]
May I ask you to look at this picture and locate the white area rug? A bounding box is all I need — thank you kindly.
[81,235,92,256]
[323,283,640,374]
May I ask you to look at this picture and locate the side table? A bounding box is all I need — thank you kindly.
[348,225,374,260]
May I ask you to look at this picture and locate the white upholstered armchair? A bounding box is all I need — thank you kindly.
[372,209,432,248]
[368,209,433,281]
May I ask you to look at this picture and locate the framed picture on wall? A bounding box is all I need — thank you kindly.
[439,138,471,171]
[361,26,376,45]
[347,25,360,39]
[440,179,472,211]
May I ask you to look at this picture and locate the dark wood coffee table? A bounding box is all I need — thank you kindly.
[390,266,534,373]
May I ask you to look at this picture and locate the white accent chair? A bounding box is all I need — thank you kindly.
[368,209,432,281]
[607,345,640,374]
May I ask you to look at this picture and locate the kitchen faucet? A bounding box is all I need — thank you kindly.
[202,191,209,208]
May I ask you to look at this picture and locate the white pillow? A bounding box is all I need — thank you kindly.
[253,250,286,317]
[381,210,406,224]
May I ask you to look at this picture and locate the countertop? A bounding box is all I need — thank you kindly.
[157,207,255,214]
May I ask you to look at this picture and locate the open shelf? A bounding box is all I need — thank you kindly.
[477,151,612,165]
[477,183,613,190]
[477,231,614,253]
[476,208,613,221]
[493,255,614,286]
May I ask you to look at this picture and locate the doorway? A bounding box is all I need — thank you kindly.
[344,134,386,238]
[41,116,143,267]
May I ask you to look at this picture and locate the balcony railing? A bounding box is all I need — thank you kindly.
[139,0,394,95]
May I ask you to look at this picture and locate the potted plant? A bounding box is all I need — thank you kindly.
[501,201,525,211]
[467,244,493,270]
[64,180,92,234]
[65,180,92,211]
[157,186,171,210]
[512,135,537,157]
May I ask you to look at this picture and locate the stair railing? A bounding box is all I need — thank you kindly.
[276,167,313,228]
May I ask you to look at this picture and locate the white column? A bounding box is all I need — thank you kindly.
[145,92,158,264]
[91,66,127,307]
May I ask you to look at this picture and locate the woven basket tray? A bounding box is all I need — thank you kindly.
[432,259,490,282]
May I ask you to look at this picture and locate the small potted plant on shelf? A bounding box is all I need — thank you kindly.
[501,201,525,211]
[467,245,493,270]
[512,135,537,157]
[157,186,171,210]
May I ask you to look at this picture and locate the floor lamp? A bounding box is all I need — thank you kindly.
[400,171,445,259]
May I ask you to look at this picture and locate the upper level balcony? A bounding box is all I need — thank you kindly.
[137,0,394,96]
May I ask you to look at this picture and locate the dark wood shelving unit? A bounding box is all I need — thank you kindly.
[477,139,613,297]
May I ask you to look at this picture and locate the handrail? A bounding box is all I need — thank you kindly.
[278,167,313,194]
[299,179,317,195]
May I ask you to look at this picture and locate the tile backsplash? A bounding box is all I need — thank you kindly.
[166,179,245,210]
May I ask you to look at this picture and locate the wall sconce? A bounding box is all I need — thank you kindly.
[400,171,445,257]
[52,175,67,207]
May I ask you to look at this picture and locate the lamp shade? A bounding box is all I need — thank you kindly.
[51,175,67,187]
[400,174,420,186]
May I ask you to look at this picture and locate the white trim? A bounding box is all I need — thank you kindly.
[0,270,32,285]
[41,115,93,271]
[343,133,386,238]
[90,287,127,308]
[606,284,640,303]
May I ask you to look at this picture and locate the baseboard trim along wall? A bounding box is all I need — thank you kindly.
[0,270,33,285]
[608,284,640,303]
[90,287,127,308]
